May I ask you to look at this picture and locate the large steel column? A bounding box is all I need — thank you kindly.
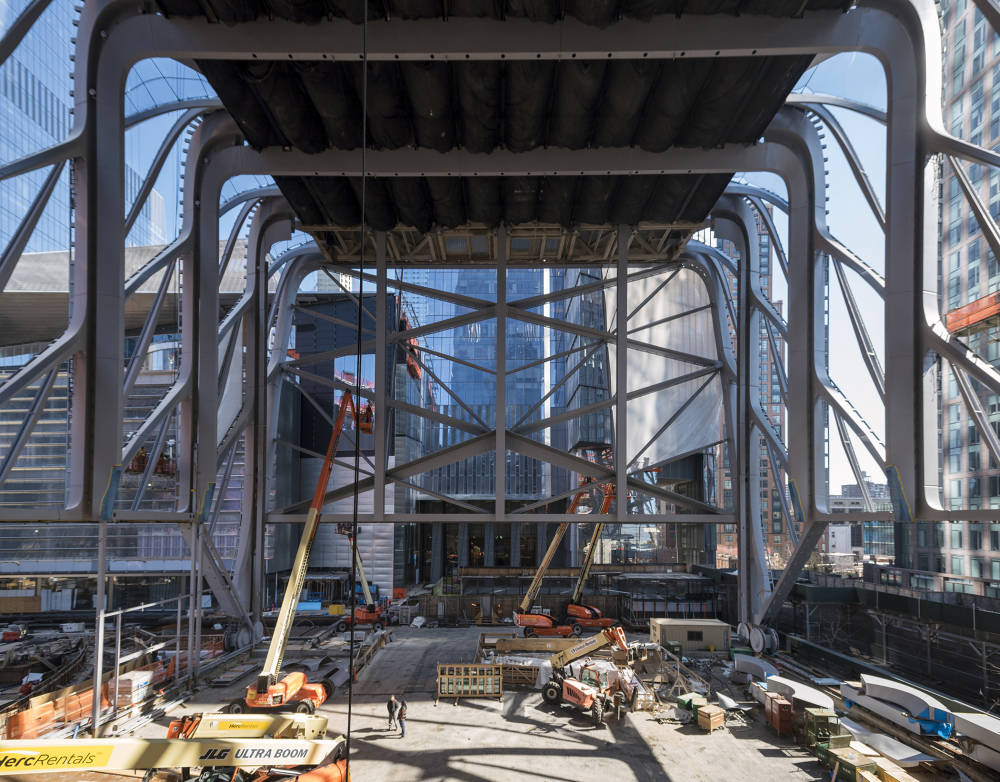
[247,213,270,622]
[430,523,444,581]
[496,227,507,520]
[735,215,754,628]
[483,522,495,567]
[375,232,387,522]
[91,518,106,735]
[73,2,126,515]
[510,522,521,567]
[616,227,628,522]
[458,523,469,568]
[883,8,925,527]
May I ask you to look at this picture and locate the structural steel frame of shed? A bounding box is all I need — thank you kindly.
[3,0,1000,665]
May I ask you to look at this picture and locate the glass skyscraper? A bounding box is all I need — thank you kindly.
[1,0,76,253]
[1,0,166,255]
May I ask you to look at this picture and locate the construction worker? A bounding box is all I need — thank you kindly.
[386,694,397,730]
[398,696,407,738]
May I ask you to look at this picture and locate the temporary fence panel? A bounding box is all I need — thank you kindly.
[436,664,503,704]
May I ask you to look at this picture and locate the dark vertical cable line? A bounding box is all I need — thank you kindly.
[345,2,367,779]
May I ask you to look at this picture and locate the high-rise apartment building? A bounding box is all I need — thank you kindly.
[926,1,1000,596]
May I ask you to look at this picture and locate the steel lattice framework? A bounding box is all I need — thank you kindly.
[2,0,999,662]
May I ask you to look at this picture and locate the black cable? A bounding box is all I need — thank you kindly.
[345,3,367,779]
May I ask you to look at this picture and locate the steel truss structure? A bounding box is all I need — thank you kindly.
[3,0,1000,662]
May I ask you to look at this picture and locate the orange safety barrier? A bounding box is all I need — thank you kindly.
[945,291,1000,332]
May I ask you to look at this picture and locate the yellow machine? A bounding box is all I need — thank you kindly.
[0,736,348,780]
[167,712,332,740]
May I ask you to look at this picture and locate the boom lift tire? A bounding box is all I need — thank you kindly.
[228,699,247,713]
[295,700,315,714]
[542,682,561,704]
[524,628,536,638]
[571,623,583,636]
[591,699,604,726]
[335,620,347,633]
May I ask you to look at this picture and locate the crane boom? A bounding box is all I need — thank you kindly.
[518,522,568,615]
[548,626,627,670]
[257,392,359,694]
[516,485,591,616]
[568,485,613,605]
[352,538,375,609]
[570,522,604,606]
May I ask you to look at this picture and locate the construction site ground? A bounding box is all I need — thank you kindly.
[47,625,851,782]
[10,626,954,782]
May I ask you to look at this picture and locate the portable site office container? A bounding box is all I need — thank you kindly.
[649,618,730,652]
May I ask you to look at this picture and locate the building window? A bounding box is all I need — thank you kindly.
[969,477,982,499]
[687,631,703,642]
[952,554,965,576]
[934,523,946,548]
[917,522,929,548]
[950,179,964,248]
[973,10,987,76]
[917,553,929,572]
[970,523,983,550]
[951,525,963,549]
[969,239,982,297]
[992,559,1000,579]
[991,64,1000,138]
[935,554,946,573]
[968,445,980,472]
[990,522,1000,550]
[992,169,1000,221]
[949,451,962,473]
[971,557,984,578]
[953,21,967,97]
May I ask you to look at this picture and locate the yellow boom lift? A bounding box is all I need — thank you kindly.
[515,482,615,637]
[332,523,384,633]
[563,485,616,633]
[236,390,372,714]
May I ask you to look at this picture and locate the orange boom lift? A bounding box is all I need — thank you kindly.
[234,391,372,714]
